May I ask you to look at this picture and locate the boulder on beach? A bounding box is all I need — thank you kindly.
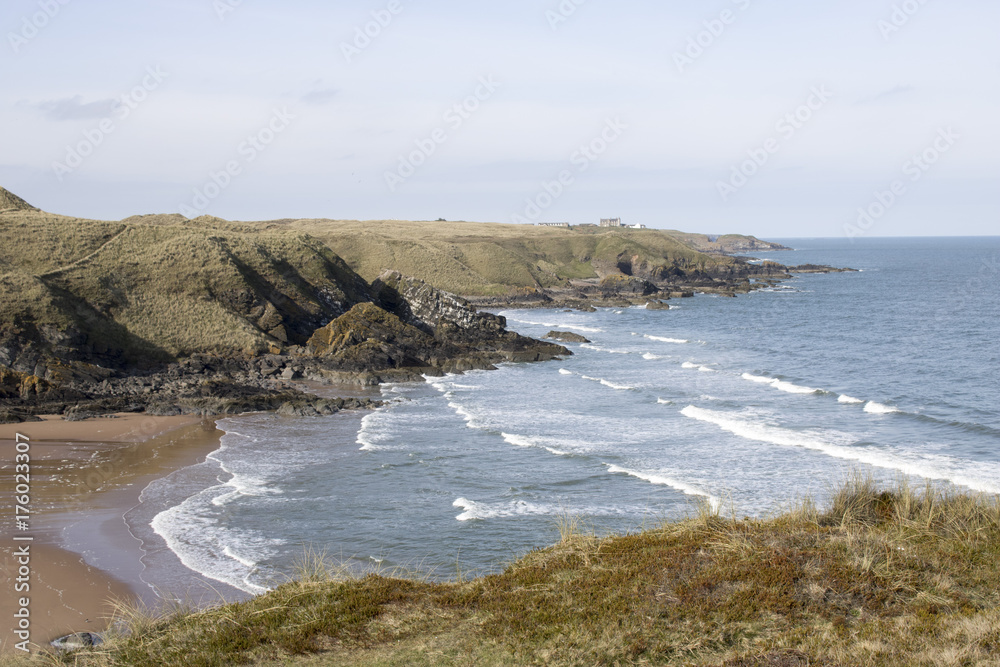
[51,632,102,652]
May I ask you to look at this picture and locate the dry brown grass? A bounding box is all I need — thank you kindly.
[0,211,369,362]
[8,478,995,666]
[284,219,737,296]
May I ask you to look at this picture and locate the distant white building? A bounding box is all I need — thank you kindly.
[537,222,570,228]
[599,218,644,229]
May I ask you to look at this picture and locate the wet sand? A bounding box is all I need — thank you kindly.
[0,414,223,654]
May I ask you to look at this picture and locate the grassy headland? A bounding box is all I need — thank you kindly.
[8,478,998,666]
[281,219,787,298]
[1,186,802,420]
[0,187,788,373]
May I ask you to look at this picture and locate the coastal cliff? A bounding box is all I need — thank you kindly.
[287,218,800,303]
[0,186,837,421]
[0,188,566,421]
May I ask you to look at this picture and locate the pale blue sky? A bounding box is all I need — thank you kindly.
[2,0,997,238]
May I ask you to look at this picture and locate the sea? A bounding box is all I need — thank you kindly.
[121,236,1000,602]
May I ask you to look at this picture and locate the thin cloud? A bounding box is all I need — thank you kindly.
[27,95,116,121]
[857,85,914,105]
[301,88,338,105]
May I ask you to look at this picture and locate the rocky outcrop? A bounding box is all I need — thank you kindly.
[370,270,508,342]
[545,331,590,343]
[308,275,570,375]
[787,264,859,274]
[645,301,671,311]
[306,302,440,370]
[0,410,42,424]
[598,275,658,296]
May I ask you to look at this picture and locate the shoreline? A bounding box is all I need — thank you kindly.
[0,414,223,653]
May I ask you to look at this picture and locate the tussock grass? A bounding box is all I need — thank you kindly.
[12,479,997,666]
[287,219,739,296]
[0,211,370,362]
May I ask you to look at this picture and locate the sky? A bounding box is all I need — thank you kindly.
[1,0,997,238]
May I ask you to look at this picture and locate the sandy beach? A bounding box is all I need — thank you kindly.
[0,414,223,654]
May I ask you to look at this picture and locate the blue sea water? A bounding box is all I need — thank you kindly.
[126,237,1000,600]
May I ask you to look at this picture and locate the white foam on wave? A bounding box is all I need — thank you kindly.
[210,473,283,507]
[448,383,483,390]
[448,401,482,427]
[501,432,572,456]
[505,317,603,333]
[680,405,1000,494]
[222,545,258,570]
[741,373,820,395]
[864,401,900,415]
[453,497,549,521]
[772,379,817,394]
[657,398,674,405]
[559,368,635,390]
[642,353,665,360]
[644,335,689,344]
[683,362,716,373]
[357,409,391,451]
[838,395,864,404]
[580,344,630,355]
[605,465,720,511]
[581,374,636,391]
[151,490,277,596]
[426,374,487,428]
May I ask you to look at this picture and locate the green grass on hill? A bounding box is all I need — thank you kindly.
[0,212,125,276]
[284,220,739,296]
[0,211,370,363]
[12,478,998,666]
[1,191,780,367]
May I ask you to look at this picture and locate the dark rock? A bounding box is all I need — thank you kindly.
[787,264,858,273]
[645,301,671,311]
[0,410,42,424]
[544,331,591,343]
[307,274,570,375]
[598,275,658,296]
[50,632,102,652]
[276,397,380,417]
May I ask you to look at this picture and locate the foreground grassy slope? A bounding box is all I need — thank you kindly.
[282,220,749,296]
[19,479,998,666]
[0,208,369,364]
